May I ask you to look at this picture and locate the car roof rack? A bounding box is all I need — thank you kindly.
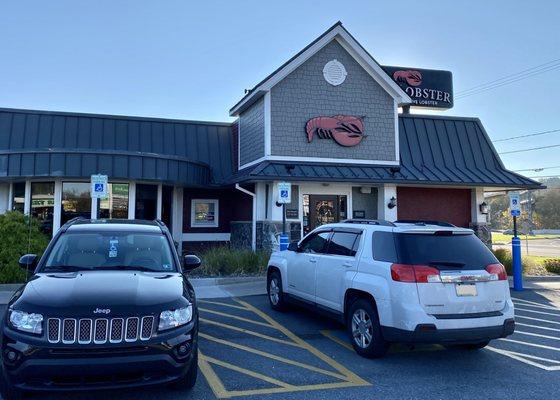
[395,220,456,227]
[341,219,396,227]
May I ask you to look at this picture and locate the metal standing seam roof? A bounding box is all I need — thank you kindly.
[230,114,543,190]
[0,108,234,186]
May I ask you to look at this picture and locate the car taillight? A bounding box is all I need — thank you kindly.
[391,264,441,283]
[486,263,507,281]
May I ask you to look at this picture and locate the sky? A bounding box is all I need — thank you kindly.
[1,1,559,178]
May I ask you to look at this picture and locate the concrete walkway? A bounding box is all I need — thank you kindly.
[0,275,557,305]
[0,276,268,304]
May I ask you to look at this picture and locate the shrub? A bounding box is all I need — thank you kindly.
[0,212,49,283]
[191,246,270,277]
[492,248,530,276]
[543,259,560,274]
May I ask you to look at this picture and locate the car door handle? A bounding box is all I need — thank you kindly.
[309,258,317,263]
[343,262,353,268]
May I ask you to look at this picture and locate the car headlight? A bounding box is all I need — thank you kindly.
[9,310,43,335]
[158,305,193,331]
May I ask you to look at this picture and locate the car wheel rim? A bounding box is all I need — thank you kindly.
[351,309,373,349]
[269,278,280,305]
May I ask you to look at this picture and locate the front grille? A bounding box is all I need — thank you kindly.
[47,316,154,345]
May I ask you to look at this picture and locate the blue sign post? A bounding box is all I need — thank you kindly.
[509,193,523,291]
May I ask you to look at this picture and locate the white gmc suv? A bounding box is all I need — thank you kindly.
[266,220,515,358]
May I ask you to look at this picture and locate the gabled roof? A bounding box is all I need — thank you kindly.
[229,22,412,116]
[229,114,543,190]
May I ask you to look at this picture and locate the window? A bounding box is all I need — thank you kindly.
[161,185,173,230]
[99,183,129,219]
[191,199,218,227]
[328,231,360,257]
[31,182,55,235]
[135,184,157,221]
[372,231,398,262]
[394,233,497,267]
[42,232,176,272]
[11,182,25,213]
[300,231,330,254]
[61,182,91,224]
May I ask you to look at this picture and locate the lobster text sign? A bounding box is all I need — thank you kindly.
[382,66,453,109]
[305,115,365,147]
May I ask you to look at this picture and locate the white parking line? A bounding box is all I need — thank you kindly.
[515,307,560,317]
[516,315,560,325]
[513,300,559,311]
[515,330,560,341]
[486,346,559,370]
[512,297,559,309]
[516,322,560,332]
[499,338,560,352]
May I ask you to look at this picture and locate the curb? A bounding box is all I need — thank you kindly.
[190,276,266,287]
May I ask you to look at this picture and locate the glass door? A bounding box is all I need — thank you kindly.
[303,194,347,235]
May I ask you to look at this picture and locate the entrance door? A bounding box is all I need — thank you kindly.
[304,195,347,235]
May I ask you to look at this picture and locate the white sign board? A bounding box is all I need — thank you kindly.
[509,193,521,217]
[91,174,108,199]
[277,182,291,204]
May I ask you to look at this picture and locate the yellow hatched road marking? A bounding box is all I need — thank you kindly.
[200,318,302,347]
[235,299,370,386]
[200,332,349,381]
[320,329,354,351]
[199,307,273,328]
[199,300,251,311]
[198,298,371,398]
[202,354,296,389]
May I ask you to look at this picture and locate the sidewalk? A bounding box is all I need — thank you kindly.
[0,276,268,304]
[0,275,556,305]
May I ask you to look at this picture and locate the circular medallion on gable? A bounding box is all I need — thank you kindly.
[323,59,347,86]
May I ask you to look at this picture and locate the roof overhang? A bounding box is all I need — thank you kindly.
[230,22,412,116]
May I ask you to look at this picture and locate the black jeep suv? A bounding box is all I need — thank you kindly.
[1,219,200,399]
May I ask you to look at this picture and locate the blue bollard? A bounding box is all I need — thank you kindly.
[512,236,523,291]
[279,233,289,251]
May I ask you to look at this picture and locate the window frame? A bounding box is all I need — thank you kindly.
[325,228,362,258]
[299,229,332,254]
[190,199,219,228]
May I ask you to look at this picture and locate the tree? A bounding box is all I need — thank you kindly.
[534,190,560,229]
[0,212,49,283]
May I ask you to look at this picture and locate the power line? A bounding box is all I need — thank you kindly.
[499,143,560,155]
[456,58,560,95]
[493,128,560,142]
[455,60,560,100]
[514,165,560,172]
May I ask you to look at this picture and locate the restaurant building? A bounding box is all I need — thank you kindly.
[0,22,542,252]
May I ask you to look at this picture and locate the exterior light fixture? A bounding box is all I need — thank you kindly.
[388,196,397,209]
[479,201,489,215]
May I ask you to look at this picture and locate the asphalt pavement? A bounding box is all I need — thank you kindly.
[1,289,560,400]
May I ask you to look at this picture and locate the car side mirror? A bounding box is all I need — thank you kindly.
[183,255,201,271]
[19,254,37,272]
[287,242,300,252]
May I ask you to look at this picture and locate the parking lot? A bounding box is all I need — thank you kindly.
[1,288,557,400]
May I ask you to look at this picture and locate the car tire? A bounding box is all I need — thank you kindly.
[170,348,198,390]
[0,369,24,400]
[347,299,388,358]
[267,271,287,311]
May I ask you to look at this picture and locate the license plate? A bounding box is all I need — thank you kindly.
[455,283,477,297]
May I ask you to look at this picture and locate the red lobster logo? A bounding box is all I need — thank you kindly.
[305,115,365,147]
[392,70,422,87]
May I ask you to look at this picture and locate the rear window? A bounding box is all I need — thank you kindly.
[373,231,497,268]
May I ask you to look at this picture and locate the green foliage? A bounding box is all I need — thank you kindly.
[191,246,270,277]
[491,248,534,276]
[543,259,560,274]
[0,212,49,283]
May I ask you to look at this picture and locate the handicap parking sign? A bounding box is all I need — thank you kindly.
[91,174,108,199]
[277,182,291,204]
[509,193,521,217]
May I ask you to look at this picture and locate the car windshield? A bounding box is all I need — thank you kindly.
[42,232,176,272]
[395,232,497,269]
